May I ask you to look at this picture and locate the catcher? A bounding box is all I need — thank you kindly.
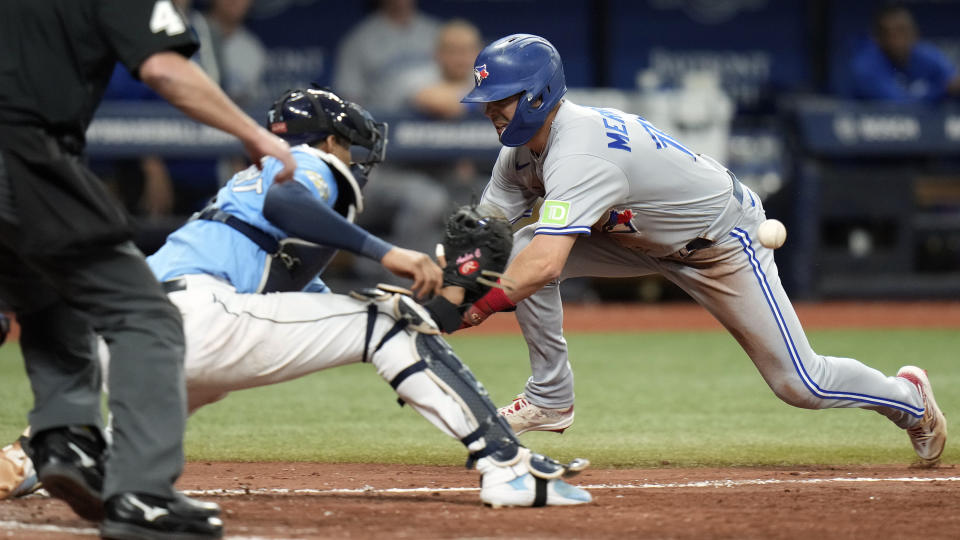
[1,87,590,508]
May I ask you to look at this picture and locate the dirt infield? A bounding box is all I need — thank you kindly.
[3,301,959,539]
[468,300,960,334]
[4,462,959,539]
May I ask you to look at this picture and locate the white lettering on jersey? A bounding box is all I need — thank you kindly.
[150,0,186,36]
[231,166,264,194]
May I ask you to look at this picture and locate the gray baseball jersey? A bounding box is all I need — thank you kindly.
[481,100,924,428]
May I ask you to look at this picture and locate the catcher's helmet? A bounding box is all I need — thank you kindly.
[267,88,388,173]
[461,34,566,147]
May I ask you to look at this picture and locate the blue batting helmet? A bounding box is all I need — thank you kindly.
[461,34,566,147]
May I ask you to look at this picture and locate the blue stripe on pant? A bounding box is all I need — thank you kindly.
[729,227,923,417]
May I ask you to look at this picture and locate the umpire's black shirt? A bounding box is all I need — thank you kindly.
[0,0,197,253]
[0,0,198,146]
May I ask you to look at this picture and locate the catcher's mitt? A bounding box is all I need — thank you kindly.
[440,205,513,305]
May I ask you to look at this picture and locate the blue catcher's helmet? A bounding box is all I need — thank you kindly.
[267,88,388,174]
[461,34,566,147]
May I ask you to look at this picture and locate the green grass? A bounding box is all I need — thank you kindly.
[1,329,957,468]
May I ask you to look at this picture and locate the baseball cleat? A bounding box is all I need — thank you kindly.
[101,492,224,540]
[25,426,106,521]
[498,394,574,435]
[481,474,592,508]
[897,366,947,467]
[1,430,42,500]
[477,448,592,508]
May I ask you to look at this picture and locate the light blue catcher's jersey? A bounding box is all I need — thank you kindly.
[147,145,342,293]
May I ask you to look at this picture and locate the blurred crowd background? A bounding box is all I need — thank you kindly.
[87,0,960,301]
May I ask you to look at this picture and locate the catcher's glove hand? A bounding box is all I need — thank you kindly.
[439,205,513,305]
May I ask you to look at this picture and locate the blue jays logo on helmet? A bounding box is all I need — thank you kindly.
[474,64,490,87]
[461,34,566,147]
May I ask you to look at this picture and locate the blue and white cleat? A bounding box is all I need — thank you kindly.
[477,447,592,507]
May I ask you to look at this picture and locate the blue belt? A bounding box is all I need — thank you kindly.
[729,169,744,205]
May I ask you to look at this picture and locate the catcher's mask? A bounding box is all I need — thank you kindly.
[460,33,566,147]
[267,87,389,178]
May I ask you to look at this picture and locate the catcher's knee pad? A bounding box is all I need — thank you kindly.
[348,284,439,363]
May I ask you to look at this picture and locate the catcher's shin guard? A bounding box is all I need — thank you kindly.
[409,332,521,467]
[355,287,588,482]
[401,331,589,479]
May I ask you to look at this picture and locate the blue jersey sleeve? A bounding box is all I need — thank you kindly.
[263,181,393,261]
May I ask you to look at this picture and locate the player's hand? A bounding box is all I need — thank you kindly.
[242,126,297,182]
[461,286,516,328]
[381,248,443,299]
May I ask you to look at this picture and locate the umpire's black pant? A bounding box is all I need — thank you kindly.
[0,125,186,499]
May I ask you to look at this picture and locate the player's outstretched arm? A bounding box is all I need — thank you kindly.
[502,234,576,300]
[264,181,440,297]
[138,51,297,182]
[463,233,577,327]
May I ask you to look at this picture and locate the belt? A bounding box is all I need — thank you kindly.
[681,170,745,255]
[683,237,714,252]
[161,277,187,294]
[728,169,744,205]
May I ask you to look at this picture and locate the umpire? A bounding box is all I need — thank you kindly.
[0,1,295,538]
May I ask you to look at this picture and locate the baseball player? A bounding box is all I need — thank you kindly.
[2,87,592,508]
[458,34,947,467]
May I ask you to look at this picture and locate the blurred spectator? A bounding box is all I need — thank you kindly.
[402,19,485,119]
[203,0,268,109]
[97,66,175,221]
[396,18,488,197]
[96,0,269,253]
[631,69,734,164]
[332,0,440,111]
[849,2,960,103]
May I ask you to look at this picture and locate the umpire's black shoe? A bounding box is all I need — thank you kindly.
[24,426,106,521]
[101,492,224,540]
[174,491,222,518]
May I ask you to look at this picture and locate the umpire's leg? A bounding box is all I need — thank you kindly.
[0,239,103,433]
[1,139,185,500]
[35,242,188,499]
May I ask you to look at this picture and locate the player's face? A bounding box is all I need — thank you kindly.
[483,94,520,139]
[318,137,352,166]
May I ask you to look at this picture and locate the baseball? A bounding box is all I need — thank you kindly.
[757,219,787,249]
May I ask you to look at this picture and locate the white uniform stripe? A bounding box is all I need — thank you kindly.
[535,226,592,236]
[730,228,923,415]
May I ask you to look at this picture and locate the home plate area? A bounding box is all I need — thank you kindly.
[2,462,958,539]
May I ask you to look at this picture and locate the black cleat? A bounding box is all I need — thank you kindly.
[24,426,105,521]
[101,492,224,540]
[174,492,221,518]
